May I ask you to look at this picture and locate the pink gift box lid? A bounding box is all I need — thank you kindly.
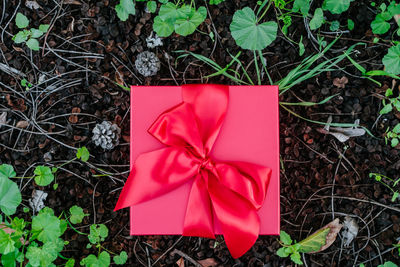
[129,85,280,235]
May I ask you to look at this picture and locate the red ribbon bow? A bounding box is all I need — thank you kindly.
[115,84,271,258]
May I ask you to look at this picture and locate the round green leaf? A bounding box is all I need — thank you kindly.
[15,13,29,29]
[116,0,135,21]
[153,16,174,37]
[39,24,50,33]
[76,146,90,162]
[322,0,351,14]
[32,211,62,243]
[159,2,178,20]
[26,38,40,51]
[31,29,44,38]
[114,251,128,265]
[147,1,157,13]
[0,164,16,180]
[34,166,54,186]
[371,15,391,34]
[12,31,29,44]
[0,178,21,215]
[230,7,277,51]
[383,44,400,75]
[69,205,87,224]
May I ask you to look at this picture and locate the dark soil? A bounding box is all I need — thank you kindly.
[1,0,400,266]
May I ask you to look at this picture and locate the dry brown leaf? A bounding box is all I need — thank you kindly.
[333,76,348,88]
[176,257,185,267]
[64,0,82,5]
[16,120,29,128]
[310,218,343,253]
[198,258,218,267]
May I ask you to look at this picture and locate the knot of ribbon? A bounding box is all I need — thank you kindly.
[115,84,271,258]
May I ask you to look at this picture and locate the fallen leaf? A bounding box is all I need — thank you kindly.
[176,257,185,267]
[315,218,343,253]
[16,120,29,128]
[342,216,359,247]
[25,0,41,9]
[317,116,366,142]
[198,258,218,267]
[333,76,348,88]
[64,0,82,4]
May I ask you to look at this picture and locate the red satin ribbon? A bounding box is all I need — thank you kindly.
[115,84,271,258]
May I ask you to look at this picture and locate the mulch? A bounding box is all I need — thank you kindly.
[1,0,400,266]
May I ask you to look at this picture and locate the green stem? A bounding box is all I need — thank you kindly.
[253,50,261,85]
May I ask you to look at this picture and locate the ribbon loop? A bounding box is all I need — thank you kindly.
[115,84,271,258]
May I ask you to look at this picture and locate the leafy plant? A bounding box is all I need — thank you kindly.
[371,1,400,35]
[12,12,49,51]
[369,173,400,201]
[377,261,399,267]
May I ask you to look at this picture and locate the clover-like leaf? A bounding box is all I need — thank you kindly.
[34,166,54,186]
[292,0,310,16]
[0,164,16,180]
[12,30,30,44]
[174,6,207,36]
[153,16,175,37]
[230,7,277,51]
[88,224,108,244]
[383,44,400,75]
[114,251,128,265]
[371,14,391,34]
[15,12,29,29]
[146,1,157,13]
[0,229,15,255]
[322,0,352,14]
[76,147,90,162]
[116,0,135,21]
[69,205,88,224]
[81,251,110,267]
[0,177,22,215]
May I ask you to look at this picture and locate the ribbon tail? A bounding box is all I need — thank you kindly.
[208,175,260,258]
[183,173,215,239]
[114,147,198,211]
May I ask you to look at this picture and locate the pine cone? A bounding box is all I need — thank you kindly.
[135,51,160,77]
[92,121,121,150]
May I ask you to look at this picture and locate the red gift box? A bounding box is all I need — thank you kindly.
[116,84,280,258]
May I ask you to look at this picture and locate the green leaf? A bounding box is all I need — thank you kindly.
[31,29,44,38]
[69,205,88,224]
[39,24,50,33]
[116,0,135,21]
[347,19,354,30]
[393,123,400,134]
[299,35,305,56]
[153,16,174,37]
[26,38,40,51]
[34,166,54,186]
[88,224,108,244]
[230,7,278,51]
[80,251,110,267]
[66,259,75,267]
[276,247,289,257]
[0,229,16,255]
[371,14,391,34]
[15,12,29,29]
[322,0,351,14]
[174,6,207,36]
[383,44,400,74]
[76,147,90,162]
[297,228,330,253]
[309,8,324,30]
[391,138,399,147]
[26,241,61,267]
[31,210,62,243]
[378,262,399,267]
[1,249,19,267]
[12,30,29,43]
[391,192,399,202]
[290,251,303,265]
[0,164,16,180]
[159,2,179,20]
[380,104,393,115]
[330,20,340,31]
[114,251,128,265]
[209,0,225,4]
[280,230,293,245]
[0,177,22,215]
[292,0,310,16]
[147,1,157,13]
